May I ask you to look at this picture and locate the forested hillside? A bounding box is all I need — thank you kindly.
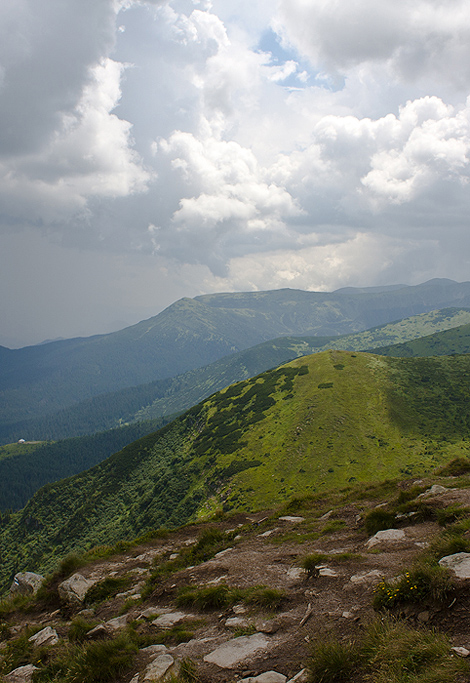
[0,417,170,512]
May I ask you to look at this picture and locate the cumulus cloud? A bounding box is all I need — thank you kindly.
[0,0,150,230]
[0,58,151,225]
[276,0,470,89]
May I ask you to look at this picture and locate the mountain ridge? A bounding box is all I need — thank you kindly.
[2,349,470,591]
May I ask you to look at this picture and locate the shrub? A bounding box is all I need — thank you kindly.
[68,617,98,643]
[177,585,241,611]
[244,586,285,611]
[373,564,451,610]
[364,509,396,536]
[309,636,362,682]
[436,457,470,476]
[85,576,131,604]
[56,553,86,580]
[33,633,137,683]
[435,505,470,527]
[300,553,328,579]
[309,617,469,683]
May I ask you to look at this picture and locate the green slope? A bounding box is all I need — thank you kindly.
[373,322,470,357]
[2,350,470,590]
[3,306,470,446]
[2,279,470,429]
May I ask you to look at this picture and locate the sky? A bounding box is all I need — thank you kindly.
[1,0,470,347]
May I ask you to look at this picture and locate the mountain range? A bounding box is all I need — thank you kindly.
[2,278,470,444]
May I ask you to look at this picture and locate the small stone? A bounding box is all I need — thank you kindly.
[28,626,59,647]
[240,672,287,683]
[278,516,305,523]
[86,624,109,640]
[286,568,303,581]
[140,644,168,656]
[152,611,194,628]
[319,510,333,520]
[225,617,249,629]
[58,573,95,604]
[417,611,430,623]
[366,529,406,548]
[233,604,248,615]
[418,484,448,498]
[129,675,140,683]
[348,570,383,586]
[258,529,279,537]
[452,646,470,657]
[318,567,338,577]
[256,620,280,634]
[169,553,178,560]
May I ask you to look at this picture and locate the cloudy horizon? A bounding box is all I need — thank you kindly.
[2,0,470,348]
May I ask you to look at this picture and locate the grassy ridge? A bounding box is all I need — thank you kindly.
[374,321,470,357]
[2,350,470,590]
[3,307,470,446]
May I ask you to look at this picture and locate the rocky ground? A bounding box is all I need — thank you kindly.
[2,476,470,682]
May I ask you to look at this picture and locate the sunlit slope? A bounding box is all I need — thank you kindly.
[193,350,470,514]
[2,350,470,589]
[374,322,470,357]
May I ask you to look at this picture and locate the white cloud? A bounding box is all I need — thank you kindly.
[0,59,151,225]
[276,0,470,90]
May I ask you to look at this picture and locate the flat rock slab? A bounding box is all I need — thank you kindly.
[439,552,470,579]
[106,615,128,631]
[204,633,270,669]
[28,626,59,647]
[143,654,176,681]
[139,607,172,620]
[4,665,38,683]
[241,672,287,683]
[278,516,305,523]
[366,529,406,548]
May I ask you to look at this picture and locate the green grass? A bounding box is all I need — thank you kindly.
[309,617,469,683]
[176,584,286,612]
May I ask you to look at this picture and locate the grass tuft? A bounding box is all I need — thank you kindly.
[309,617,469,683]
